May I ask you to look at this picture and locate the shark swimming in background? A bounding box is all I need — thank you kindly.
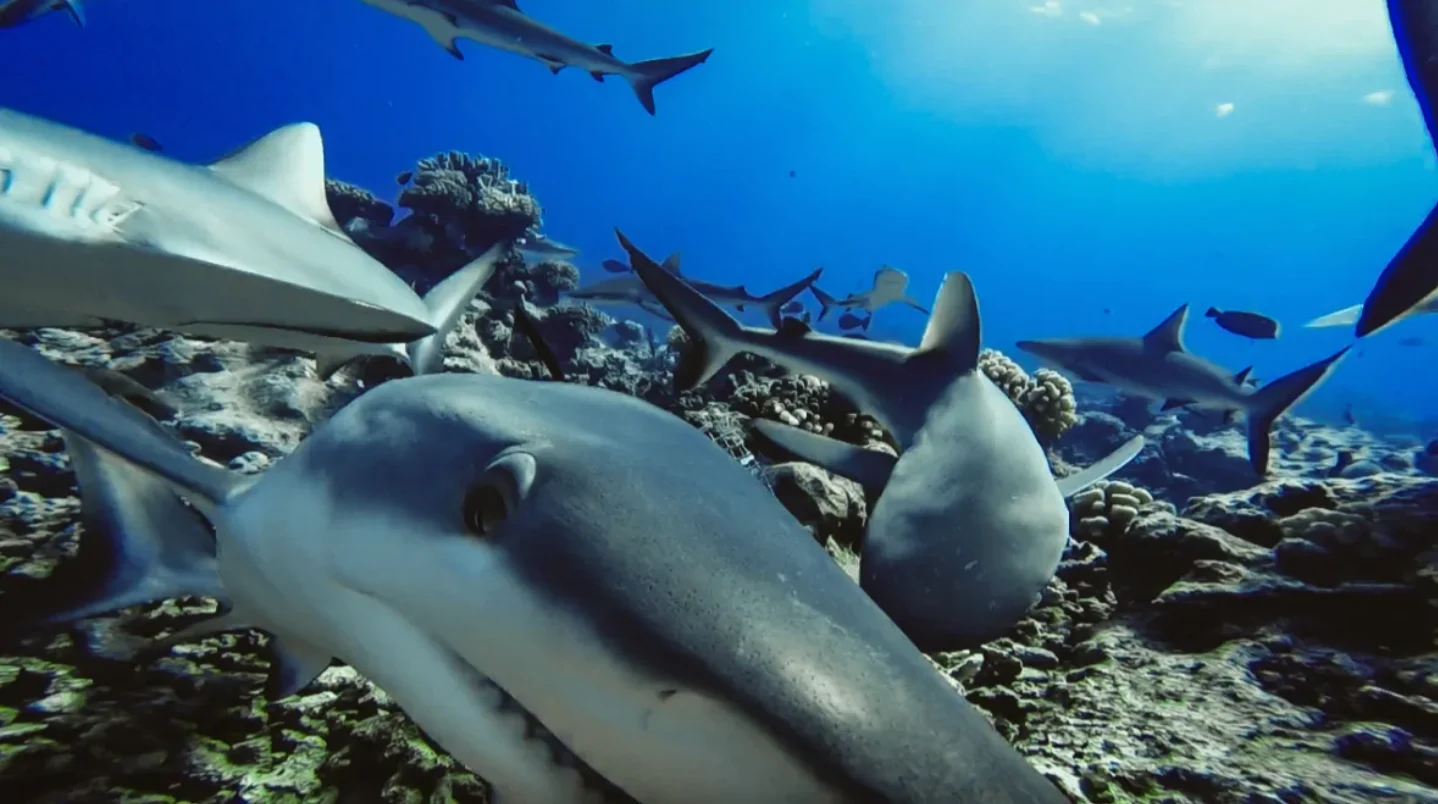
[1354,1,1438,337]
[357,0,713,115]
[1304,295,1438,329]
[0,337,1069,804]
[573,253,820,328]
[811,265,931,321]
[515,231,579,262]
[617,230,1144,652]
[1016,304,1350,476]
[0,0,84,28]
[0,106,503,377]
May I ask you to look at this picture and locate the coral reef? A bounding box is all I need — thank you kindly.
[978,349,1079,444]
[3,157,1438,804]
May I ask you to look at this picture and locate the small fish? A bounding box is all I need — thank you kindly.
[1205,307,1280,339]
[129,132,162,152]
[838,311,872,332]
[1103,308,1111,315]
[508,301,565,381]
[601,259,631,274]
[396,170,412,185]
[1343,404,1357,426]
[780,301,804,315]
[1400,335,1426,347]
[788,169,796,178]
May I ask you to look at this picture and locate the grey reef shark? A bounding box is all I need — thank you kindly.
[615,229,1145,653]
[515,230,579,261]
[811,265,931,321]
[575,252,822,328]
[0,0,84,28]
[0,337,1069,803]
[1353,0,1438,337]
[0,105,504,378]
[358,0,713,115]
[1016,304,1349,476]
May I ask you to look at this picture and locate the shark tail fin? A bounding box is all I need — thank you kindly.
[1303,304,1362,328]
[757,268,823,329]
[1357,204,1438,337]
[0,353,240,646]
[615,228,744,390]
[627,48,714,115]
[405,243,507,375]
[1243,347,1351,476]
[810,284,838,321]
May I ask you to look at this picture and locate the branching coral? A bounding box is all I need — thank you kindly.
[977,349,1078,443]
[534,303,611,363]
[398,151,541,259]
[527,260,581,305]
[1070,480,1155,541]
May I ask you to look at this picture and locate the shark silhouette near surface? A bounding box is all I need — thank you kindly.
[357,0,713,114]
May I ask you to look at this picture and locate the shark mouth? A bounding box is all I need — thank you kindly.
[445,651,639,803]
[0,147,143,242]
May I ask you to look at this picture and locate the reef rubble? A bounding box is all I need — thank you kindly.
[0,157,1435,803]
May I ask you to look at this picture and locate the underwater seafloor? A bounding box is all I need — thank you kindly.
[0,151,1435,804]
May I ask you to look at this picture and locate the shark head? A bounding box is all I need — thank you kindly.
[0,341,1066,803]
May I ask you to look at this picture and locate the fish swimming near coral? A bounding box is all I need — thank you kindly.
[357,0,713,114]
[0,337,1069,804]
[1304,295,1438,329]
[618,229,1143,652]
[1354,0,1438,336]
[573,253,819,328]
[811,265,931,321]
[0,106,502,377]
[1205,307,1279,339]
[1016,304,1350,475]
[0,0,83,28]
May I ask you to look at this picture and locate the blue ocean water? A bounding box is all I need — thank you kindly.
[2,0,1432,431]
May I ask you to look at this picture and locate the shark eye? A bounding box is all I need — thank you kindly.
[463,484,508,536]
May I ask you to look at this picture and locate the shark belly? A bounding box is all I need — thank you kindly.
[861,375,1069,650]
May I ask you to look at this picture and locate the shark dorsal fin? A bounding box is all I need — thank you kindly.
[208,123,350,240]
[661,253,683,276]
[1142,304,1189,354]
[1234,366,1253,385]
[914,271,981,371]
[596,43,614,55]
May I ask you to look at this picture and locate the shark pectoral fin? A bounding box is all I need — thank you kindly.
[1243,347,1351,475]
[596,43,614,55]
[1054,435,1145,498]
[443,40,465,60]
[751,419,897,496]
[208,122,351,240]
[900,296,931,315]
[547,62,564,74]
[510,300,566,381]
[757,268,823,329]
[56,0,85,26]
[590,71,605,82]
[1159,398,1193,411]
[617,228,743,389]
[913,271,981,371]
[1142,304,1190,354]
[535,54,565,73]
[406,242,507,375]
[266,634,333,699]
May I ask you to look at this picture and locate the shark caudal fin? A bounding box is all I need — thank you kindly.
[1243,347,1351,476]
[0,348,241,645]
[405,242,506,375]
[616,228,746,390]
[809,284,840,321]
[756,269,823,329]
[313,243,506,379]
[627,48,714,115]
